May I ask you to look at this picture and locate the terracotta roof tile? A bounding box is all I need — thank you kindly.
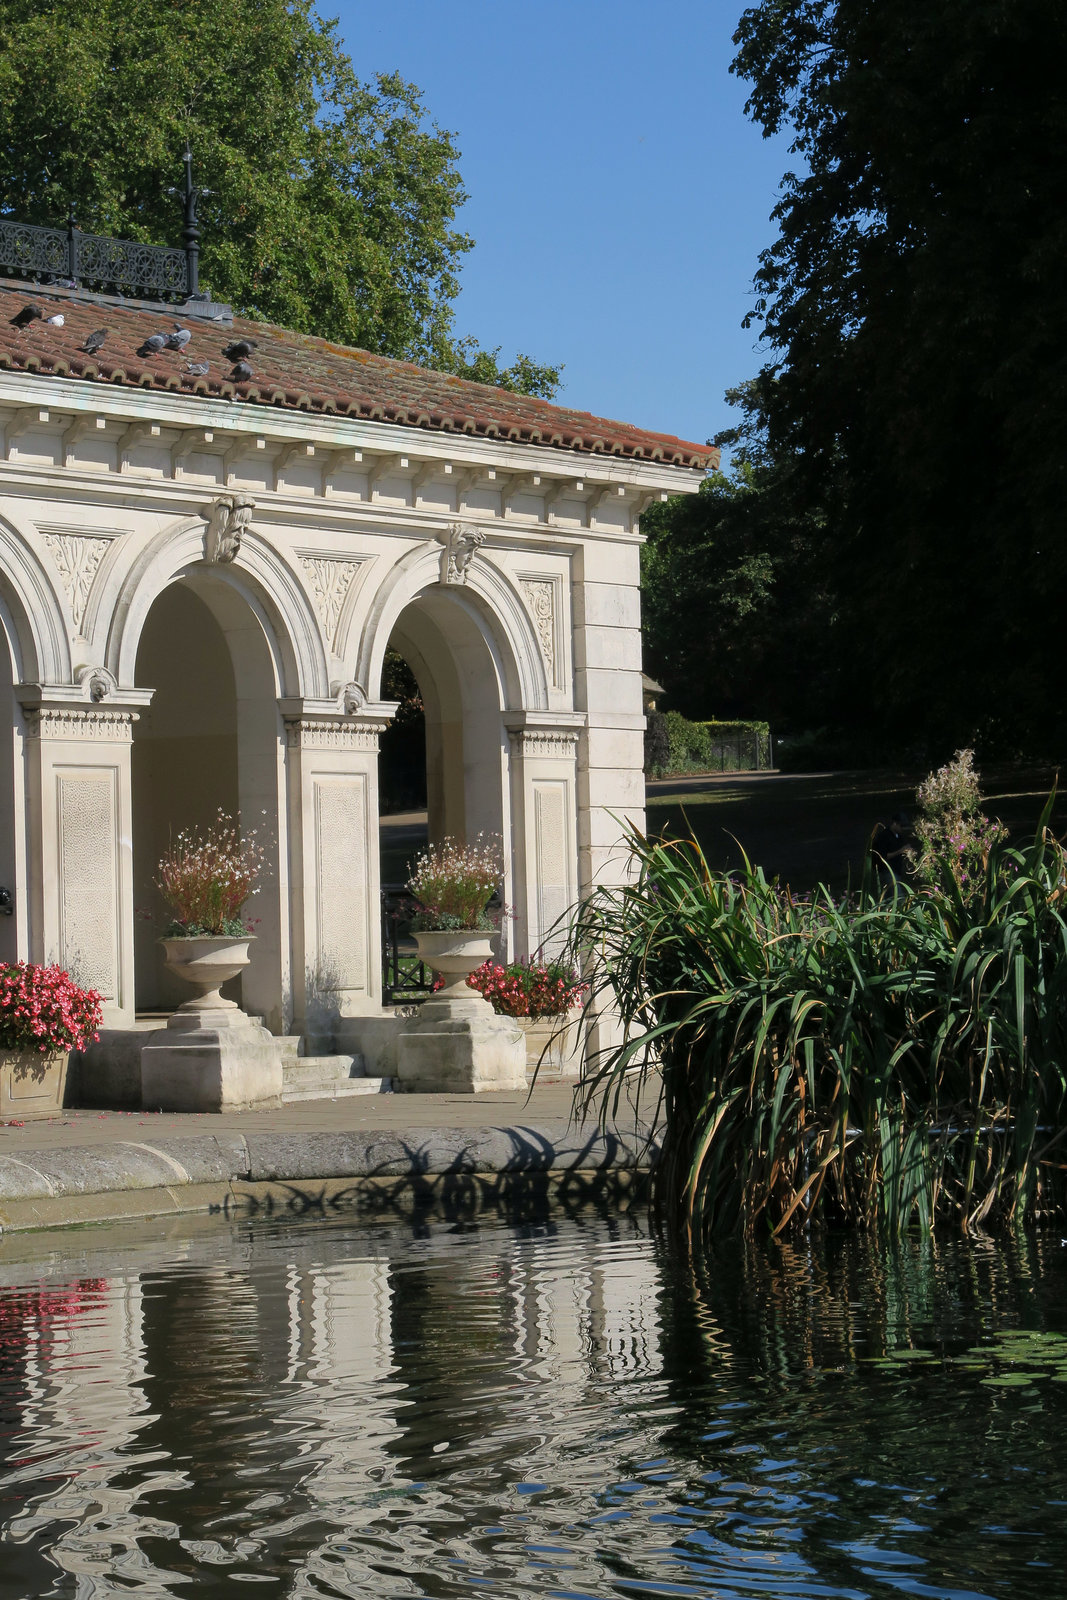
[0,284,715,470]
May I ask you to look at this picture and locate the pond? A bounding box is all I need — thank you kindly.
[2,1207,1067,1599]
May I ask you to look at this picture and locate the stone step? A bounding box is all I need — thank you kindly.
[282,1074,393,1101]
[284,1053,363,1085]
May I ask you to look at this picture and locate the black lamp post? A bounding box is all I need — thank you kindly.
[180,142,209,298]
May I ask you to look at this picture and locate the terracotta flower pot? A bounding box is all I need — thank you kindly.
[0,1048,69,1120]
[412,929,495,1000]
[160,935,254,1013]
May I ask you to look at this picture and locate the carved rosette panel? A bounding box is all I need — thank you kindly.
[298,555,365,651]
[284,717,387,751]
[41,531,114,634]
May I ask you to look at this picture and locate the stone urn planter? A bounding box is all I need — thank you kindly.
[518,1010,585,1081]
[412,929,495,999]
[143,935,283,1113]
[160,934,254,1013]
[399,929,526,1093]
[0,1049,69,1120]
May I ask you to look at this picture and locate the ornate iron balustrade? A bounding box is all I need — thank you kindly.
[0,217,190,299]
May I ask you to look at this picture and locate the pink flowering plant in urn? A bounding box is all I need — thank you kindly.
[0,962,103,1120]
[465,959,586,1018]
[0,963,102,1053]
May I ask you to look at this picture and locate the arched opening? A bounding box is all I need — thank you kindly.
[378,586,514,971]
[0,599,24,965]
[132,574,286,1028]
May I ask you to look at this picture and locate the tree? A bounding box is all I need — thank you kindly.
[728,0,1067,757]
[641,381,834,729]
[0,0,560,394]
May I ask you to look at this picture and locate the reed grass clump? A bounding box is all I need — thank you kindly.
[570,802,1067,1239]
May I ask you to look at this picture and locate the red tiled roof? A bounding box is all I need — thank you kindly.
[0,284,715,470]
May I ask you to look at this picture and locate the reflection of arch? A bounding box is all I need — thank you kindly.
[103,518,331,696]
[355,541,549,712]
[0,511,72,683]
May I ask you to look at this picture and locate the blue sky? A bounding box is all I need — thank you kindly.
[333,0,791,451]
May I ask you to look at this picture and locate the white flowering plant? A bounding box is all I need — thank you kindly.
[157,811,265,937]
[406,835,504,931]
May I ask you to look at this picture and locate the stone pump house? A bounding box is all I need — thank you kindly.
[0,261,712,1103]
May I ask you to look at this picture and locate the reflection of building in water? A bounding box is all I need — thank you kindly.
[0,1219,666,1593]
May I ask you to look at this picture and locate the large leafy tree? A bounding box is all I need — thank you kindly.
[0,0,560,393]
[722,0,1067,756]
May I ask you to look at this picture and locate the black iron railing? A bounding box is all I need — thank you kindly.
[381,887,433,1006]
[0,146,207,302]
[0,216,189,299]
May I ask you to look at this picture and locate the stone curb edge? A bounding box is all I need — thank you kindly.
[0,1121,660,1233]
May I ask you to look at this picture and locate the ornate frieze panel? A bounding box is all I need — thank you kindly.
[38,526,116,634]
[297,552,367,650]
[508,727,579,760]
[284,717,387,751]
[518,576,557,683]
[22,707,137,742]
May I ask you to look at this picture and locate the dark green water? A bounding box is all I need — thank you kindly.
[2,1208,1067,1599]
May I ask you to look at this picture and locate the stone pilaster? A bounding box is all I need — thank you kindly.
[17,688,153,1027]
[281,701,391,1043]
[505,715,583,959]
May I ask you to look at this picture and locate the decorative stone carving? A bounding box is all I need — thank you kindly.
[204,493,255,564]
[520,577,556,681]
[75,665,117,702]
[284,717,387,751]
[298,554,365,649]
[436,522,485,585]
[341,681,367,714]
[22,707,138,742]
[41,531,114,634]
[507,727,579,759]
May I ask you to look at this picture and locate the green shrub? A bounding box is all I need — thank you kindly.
[569,801,1067,1239]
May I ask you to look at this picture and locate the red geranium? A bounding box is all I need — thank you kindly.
[0,962,103,1052]
[465,959,586,1019]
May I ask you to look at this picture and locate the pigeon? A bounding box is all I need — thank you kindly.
[51,278,78,289]
[230,360,254,382]
[166,325,192,350]
[137,332,167,357]
[184,360,210,377]
[81,328,109,355]
[222,338,258,362]
[10,304,42,328]
[45,313,65,326]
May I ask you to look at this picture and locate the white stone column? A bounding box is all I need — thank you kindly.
[282,702,389,1044]
[504,716,583,960]
[16,689,152,1027]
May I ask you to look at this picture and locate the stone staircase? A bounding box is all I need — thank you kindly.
[275,1035,393,1102]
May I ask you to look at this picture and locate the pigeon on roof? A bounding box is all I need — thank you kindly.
[230,360,254,382]
[223,338,257,362]
[10,304,42,329]
[81,328,108,355]
[167,326,192,350]
[45,313,64,326]
[185,360,210,377]
[137,332,167,357]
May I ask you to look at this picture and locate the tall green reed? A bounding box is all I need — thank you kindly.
[569,803,1067,1238]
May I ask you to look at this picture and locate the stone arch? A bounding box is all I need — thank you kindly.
[102,517,331,697]
[353,539,549,712]
[0,509,72,684]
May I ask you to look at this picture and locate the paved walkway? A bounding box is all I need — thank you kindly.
[0,1081,658,1236]
[0,1081,598,1153]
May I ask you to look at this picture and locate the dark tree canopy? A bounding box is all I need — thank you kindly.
[0,0,561,395]
[648,0,1066,758]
